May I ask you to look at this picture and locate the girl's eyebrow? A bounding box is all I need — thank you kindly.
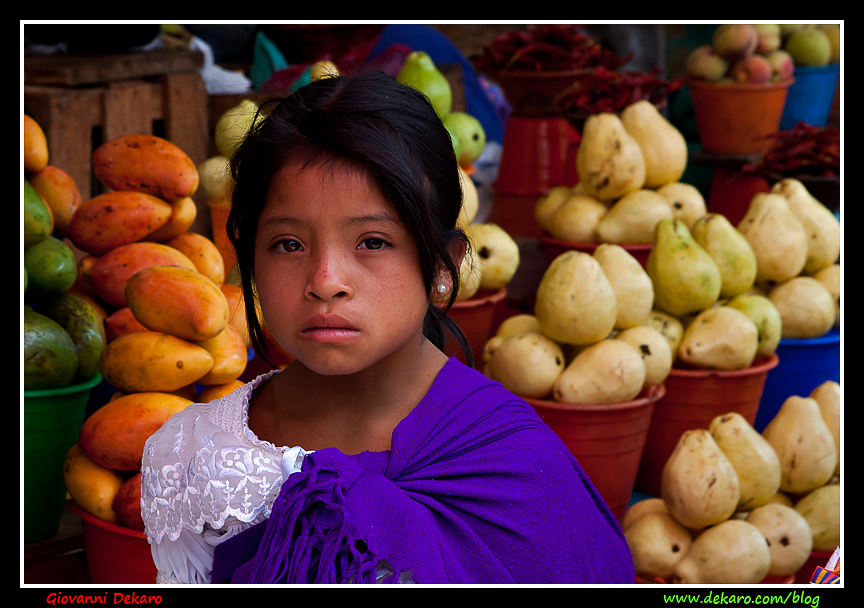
[259,211,403,231]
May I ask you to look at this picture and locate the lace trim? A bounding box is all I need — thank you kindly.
[142,370,309,544]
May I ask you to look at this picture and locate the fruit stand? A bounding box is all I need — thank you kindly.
[22,23,841,589]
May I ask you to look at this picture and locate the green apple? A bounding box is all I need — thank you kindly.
[785,28,832,67]
[444,112,487,167]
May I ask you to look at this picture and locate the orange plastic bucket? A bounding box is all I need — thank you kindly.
[635,354,779,497]
[525,384,665,522]
[688,78,793,156]
[537,232,652,268]
[445,288,507,366]
[208,200,236,277]
[71,502,157,584]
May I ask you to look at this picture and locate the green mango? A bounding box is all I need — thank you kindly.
[24,235,77,303]
[24,305,78,391]
[23,180,52,249]
[39,292,106,384]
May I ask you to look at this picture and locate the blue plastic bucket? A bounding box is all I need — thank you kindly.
[755,328,840,431]
[780,64,840,130]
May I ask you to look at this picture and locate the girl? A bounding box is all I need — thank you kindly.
[141,70,635,585]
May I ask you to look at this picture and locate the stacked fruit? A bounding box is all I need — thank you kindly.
[685,24,840,85]
[24,115,108,393]
[483,243,670,404]
[623,380,840,584]
[536,99,706,246]
[58,133,250,531]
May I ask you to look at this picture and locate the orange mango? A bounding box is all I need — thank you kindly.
[165,231,225,285]
[146,196,198,242]
[28,165,82,236]
[194,324,247,385]
[68,190,173,255]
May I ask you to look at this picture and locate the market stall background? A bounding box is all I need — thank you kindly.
[22,22,841,586]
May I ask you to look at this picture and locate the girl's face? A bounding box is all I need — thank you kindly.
[254,161,432,377]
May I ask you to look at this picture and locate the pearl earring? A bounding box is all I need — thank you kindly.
[437,284,447,294]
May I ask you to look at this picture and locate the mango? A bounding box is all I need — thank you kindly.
[23,235,77,303]
[198,379,245,402]
[38,292,106,384]
[78,391,194,471]
[125,265,229,341]
[23,180,53,249]
[89,241,197,308]
[99,331,214,393]
[104,306,150,342]
[68,190,173,255]
[112,472,145,531]
[92,134,199,201]
[194,325,247,385]
[63,444,124,524]
[24,305,78,390]
[24,114,49,174]
[28,165,82,237]
[165,231,225,285]
[145,196,198,242]
[221,283,251,347]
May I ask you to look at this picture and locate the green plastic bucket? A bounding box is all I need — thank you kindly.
[23,373,101,543]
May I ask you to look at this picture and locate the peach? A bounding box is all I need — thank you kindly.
[685,45,730,81]
[753,24,782,54]
[730,54,773,84]
[765,49,795,81]
[712,24,759,60]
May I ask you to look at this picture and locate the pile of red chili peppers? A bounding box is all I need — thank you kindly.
[472,24,682,115]
[472,24,632,73]
[749,122,840,177]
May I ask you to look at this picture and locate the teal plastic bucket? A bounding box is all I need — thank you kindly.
[23,374,102,543]
[780,64,840,130]
[755,328,840,431]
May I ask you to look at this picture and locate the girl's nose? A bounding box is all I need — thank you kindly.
[305,247,354,301]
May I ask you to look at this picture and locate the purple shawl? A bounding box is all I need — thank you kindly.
[210,357,635,584]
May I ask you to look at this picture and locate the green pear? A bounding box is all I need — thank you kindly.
[593,243,654,329]
[535,186,576,233]
[547,195,608,242]
[655,182,707,229]
[552,338,645,404]
[595,189,674,244]
[771,178,841,274]
[616,325,672,387]
[535,251,617,345]
[726,294,782,359]
[762,396,837,495]
[794,483,840,552]
[812,263,840,327]
[397,51,452,118]
[768,276,836,338]
[486,331,565,399]
[737,193,807,286]
[620,100,688,188]
[466,223,520,291]
[647,219,722,317]
[678,306,759,370]
[576,112,646,202]
[644,309,684,361]
[709,412,781,511]
[625,512,692,580]
[746,504,813,578]
[661,429,741,530]
[691,213,757,299]
[810,381,841,476]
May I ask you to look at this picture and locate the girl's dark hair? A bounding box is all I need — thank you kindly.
[226,70,474,368]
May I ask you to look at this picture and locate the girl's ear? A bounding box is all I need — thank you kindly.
[432,237,467,299]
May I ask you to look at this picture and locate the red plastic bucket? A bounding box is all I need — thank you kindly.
[445,288,507,366]
[71,502,157,584]
[794,550,834,584]
[635,354,779,497]
[537,232,652,268]
[525,384,665,522]
[688,78,793,156]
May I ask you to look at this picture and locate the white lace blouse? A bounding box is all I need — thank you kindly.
[140,370,410,584]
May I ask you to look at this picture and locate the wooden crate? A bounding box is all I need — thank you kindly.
[24,50,210,204]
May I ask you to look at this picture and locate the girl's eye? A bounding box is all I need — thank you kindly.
[276,239,303,253]
[359,237,388,251]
